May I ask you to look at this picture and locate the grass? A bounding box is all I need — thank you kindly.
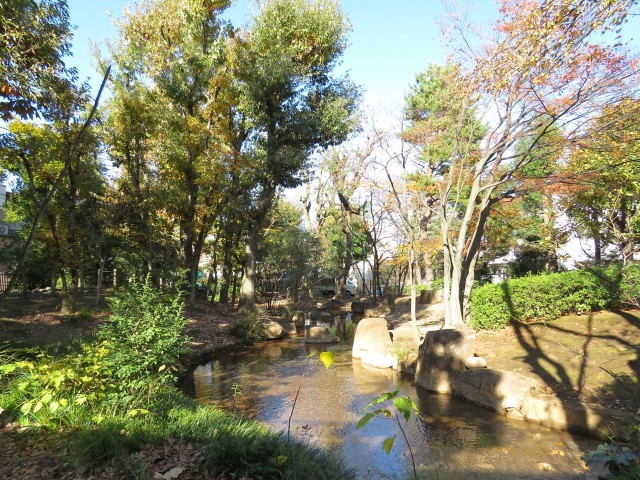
[62,396,355,479]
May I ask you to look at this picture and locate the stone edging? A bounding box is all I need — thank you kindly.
[404,328,634,441]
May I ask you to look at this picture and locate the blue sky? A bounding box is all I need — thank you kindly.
[67,0,499,110]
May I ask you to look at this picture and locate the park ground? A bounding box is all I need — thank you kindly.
[0,291,639,478]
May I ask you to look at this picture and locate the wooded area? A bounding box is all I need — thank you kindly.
[1,0,639,330]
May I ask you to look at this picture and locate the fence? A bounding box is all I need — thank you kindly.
[0,272,9,293]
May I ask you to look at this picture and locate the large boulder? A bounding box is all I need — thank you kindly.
[364,304,390,318]
[380,293,395,313]
[352,318,396,369]
[414,329,474,393]
[419,289,443,305]
[305,326,339,343]
[278,321,297,336]
[451,368,539,414]
[264,321,284,340]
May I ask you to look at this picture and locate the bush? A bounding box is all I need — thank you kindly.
[229,307,269,345]
[470,270,613,330]
[98,279,190,391]
[591,263,640,308]
[0,281,191,427]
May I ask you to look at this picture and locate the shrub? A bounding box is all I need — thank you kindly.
[591,263,640,308]
[229,307,269,345]
[0,343,114,427]
[470,270,613,330]
[98,279,190,391]
[431,277,444,290]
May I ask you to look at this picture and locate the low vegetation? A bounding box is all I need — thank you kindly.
[0,282,354,479]
[470,265,640,330]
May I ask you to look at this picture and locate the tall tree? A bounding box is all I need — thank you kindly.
[0,0,73,120]
[562,98,640,264]
[425,0,639,326]
[108,0,241,305]
[233,0,360,313]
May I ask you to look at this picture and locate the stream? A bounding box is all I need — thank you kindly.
[187,335,602,479]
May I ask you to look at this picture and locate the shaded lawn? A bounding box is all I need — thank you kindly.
[473,310,640,412]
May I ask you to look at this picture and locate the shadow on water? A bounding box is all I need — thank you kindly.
[187,326,601,479]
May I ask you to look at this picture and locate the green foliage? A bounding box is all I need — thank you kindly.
[0,343,114,427]
[0,281,190,427]
[229,307,270,345]
[66,400,354,479]
[0,0,73,120]
[357,390,420,479]
[469,270,614,330]
[588,420,640,480]
[202,419,353,480]
[431,277,444,290]
[98,280,190,390]
[594,263,640,308]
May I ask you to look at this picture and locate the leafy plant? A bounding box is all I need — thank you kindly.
[229,307,270,345]
[588,421,640,479]
[470,270,613,330]
[98,279,190,390]
[357,390,420,480]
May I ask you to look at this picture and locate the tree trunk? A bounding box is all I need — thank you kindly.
[594,238,602,263]
[231,269,239,308]
[408,244,420,343]
[218,226,237,304]
[96,253,105,307]
[238,220,260,314]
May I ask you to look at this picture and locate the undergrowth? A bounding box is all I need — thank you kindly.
[0,280,353,479]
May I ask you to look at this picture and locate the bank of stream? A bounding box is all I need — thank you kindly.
[185,333,603,479]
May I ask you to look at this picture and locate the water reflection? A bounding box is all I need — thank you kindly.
[190,337,599,479]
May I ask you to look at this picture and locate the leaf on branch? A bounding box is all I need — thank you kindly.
[383,436,395,455]
[393,396,412,421]
[319,351,334,369]
[356,412,375,428]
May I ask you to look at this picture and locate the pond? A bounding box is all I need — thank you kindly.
[187,335,601,479]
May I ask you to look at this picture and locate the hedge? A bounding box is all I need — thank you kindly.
[469,269,617,330]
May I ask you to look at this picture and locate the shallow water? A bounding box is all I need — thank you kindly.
[189,337,602,479]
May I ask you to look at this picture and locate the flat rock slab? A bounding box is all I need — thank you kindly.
[452,368,539,413]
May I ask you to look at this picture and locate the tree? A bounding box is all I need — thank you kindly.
[323,140,374,298]
[562,98,640,264]
[258,199,320,305]
[402,64,486,327]
[233,0,360,313]
[0,0,73,120]
[0,70,110,300]
[422,0,639,327]
[107,0,242,305]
